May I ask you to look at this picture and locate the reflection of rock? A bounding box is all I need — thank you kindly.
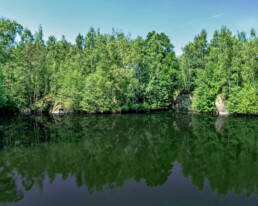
[215,95,228,115]
[215,115,227,134]
[173,121,179,131]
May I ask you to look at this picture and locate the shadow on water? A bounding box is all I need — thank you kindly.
[0,112,257,205]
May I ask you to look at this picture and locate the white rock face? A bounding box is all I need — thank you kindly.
[215,95,229,115]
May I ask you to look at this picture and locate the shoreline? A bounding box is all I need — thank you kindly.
[0,108,257,116]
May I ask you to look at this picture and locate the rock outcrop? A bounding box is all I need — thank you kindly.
[215,95,229,115]
[49,101,69,114]
[173,92,193,112]
[34,94,72,114]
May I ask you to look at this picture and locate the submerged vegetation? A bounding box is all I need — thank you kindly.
[0,17,257,114]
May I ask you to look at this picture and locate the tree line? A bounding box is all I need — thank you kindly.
[0,17,257,114]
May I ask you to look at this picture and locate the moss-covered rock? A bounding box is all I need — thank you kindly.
[173,91,193,112]
[34,94,74,114]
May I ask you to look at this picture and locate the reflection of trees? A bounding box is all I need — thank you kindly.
[179,114,258,197]
[0,113,257,203]
[0,163,24,203]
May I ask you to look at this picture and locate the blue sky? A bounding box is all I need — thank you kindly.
[0,0,257,55]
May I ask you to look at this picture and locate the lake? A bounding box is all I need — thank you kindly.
[0,112,257,206]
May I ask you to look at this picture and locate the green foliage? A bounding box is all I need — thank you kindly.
[179,29,207,91]
[0,17,257,114]
[0,71,6,108]
[192,85,217,112]
[122,99,136,111]
[122,101,150,112]
[137,102,150,111]
[0,18,22,109]
[228,83,258,114]
[80,71,117,113]
[0,18,180,113]
[183,27,258,114]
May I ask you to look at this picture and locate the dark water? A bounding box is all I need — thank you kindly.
[0,112,257,206]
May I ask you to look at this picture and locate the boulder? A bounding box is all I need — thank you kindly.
[215,95,229,115]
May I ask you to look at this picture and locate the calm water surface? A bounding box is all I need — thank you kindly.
[0,112,257,206]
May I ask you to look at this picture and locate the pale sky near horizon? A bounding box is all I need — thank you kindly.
[0,0,258,55]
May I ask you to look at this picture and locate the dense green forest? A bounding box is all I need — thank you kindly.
[0,17,257,114]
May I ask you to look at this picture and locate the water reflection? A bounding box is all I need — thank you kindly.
[0,113,257,205]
